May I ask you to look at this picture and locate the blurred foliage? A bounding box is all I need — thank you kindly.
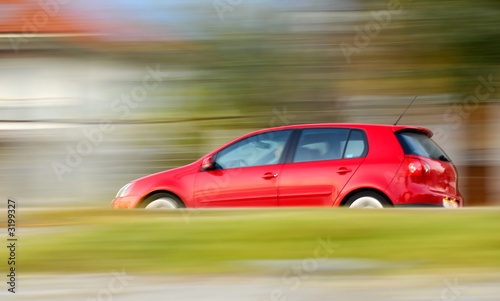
[8,208,500,274]
[409,0,500,64]
[167,4,343,127]
[120,0,500,122]
[176,0,500,125]
[363,0,500,92]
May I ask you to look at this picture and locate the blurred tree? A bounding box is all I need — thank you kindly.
[403,0,500,79]
[178,4,342,128]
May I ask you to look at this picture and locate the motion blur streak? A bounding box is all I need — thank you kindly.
[0,0,499,206]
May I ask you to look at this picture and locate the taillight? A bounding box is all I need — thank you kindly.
[398,157,429,177]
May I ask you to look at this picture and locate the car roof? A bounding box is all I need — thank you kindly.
[203,123,433,158]
[252,123,433,137]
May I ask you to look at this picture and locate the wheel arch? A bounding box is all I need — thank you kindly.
[137,190,185,208]
[338,188,393,207]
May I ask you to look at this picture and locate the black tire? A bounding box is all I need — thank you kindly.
[139,192,185,209]
[344,191,392,208]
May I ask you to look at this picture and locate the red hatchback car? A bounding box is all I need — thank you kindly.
[112,124,463,209]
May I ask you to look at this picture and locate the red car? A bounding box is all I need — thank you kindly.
[112,124,463,209]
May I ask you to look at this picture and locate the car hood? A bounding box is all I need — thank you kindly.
[133,161,200,184]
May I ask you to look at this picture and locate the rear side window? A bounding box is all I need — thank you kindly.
[293,128,367,163]
[343,130,366,159]
[395,131,450,162]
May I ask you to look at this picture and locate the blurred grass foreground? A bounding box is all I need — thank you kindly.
[3,208,500,275]
[0,0,499,207]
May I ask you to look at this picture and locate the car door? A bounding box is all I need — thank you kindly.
[278,128,368,206]
[194,130,292,208]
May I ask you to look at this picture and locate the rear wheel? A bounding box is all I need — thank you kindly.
[344,191,391,208]
[140,193,184,210]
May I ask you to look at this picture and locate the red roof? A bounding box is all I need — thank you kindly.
[0,0,98,34]
[0,0,189,50]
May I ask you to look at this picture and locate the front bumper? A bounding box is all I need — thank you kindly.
[111,196,141,209]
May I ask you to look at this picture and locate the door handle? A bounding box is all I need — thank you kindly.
[336,167,352,174]
[262,172,278,179]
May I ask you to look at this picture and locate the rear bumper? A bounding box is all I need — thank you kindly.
[391,193,464,207]
[386,183,464,208]
[394,202,457,208]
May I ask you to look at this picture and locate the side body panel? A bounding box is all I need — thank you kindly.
[278,158,365,206]
[333,126,405,206]
[194,164,284,207]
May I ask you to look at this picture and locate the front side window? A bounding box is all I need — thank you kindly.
[293,128,367,163]
[215,130,292,169]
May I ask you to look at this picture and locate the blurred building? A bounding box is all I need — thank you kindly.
[0,0,197,206]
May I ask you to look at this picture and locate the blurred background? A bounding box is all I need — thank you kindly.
[0,0,499,207]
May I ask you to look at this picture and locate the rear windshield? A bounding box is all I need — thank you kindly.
[395,131,451,162]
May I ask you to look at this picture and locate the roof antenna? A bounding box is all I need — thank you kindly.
[394,96,418,126]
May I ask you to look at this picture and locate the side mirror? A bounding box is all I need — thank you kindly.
[201,156,215,171]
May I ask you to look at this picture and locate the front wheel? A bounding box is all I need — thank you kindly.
[344,191,391,208]
[140,193,184,210]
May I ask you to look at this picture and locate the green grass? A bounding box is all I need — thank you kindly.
[3,208,500,275]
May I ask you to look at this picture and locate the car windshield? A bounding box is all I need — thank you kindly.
[395,131,450,162]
